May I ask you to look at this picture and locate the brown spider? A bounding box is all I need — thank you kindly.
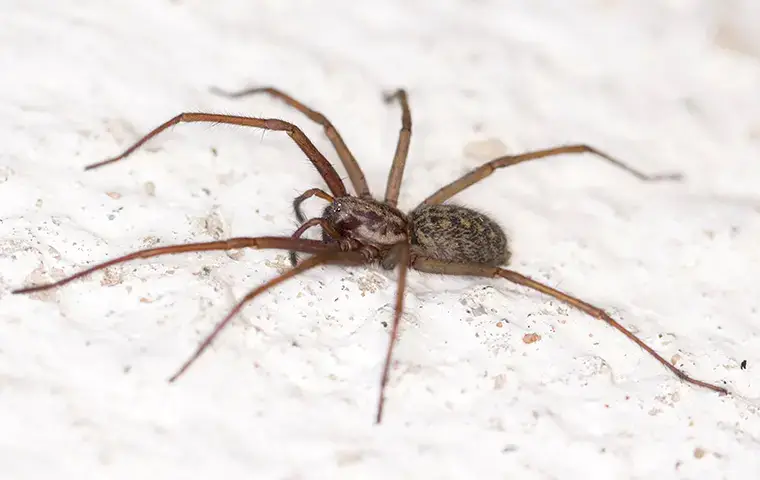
[14,86,729,423]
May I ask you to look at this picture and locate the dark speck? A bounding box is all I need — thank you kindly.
[741,360,747,370]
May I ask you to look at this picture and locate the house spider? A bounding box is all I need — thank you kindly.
[14,86,729,423]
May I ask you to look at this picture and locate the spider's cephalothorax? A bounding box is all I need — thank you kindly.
[322,197,407,250]
[321,197,511,270]
[14,85,729,426]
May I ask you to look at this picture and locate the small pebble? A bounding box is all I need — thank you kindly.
[523,333,541,344]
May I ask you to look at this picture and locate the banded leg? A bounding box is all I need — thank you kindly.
[411,258,729,395]
[86,113,348,197]
[12,237,338,294]
[420,144,682,206]
[211,86,371,197]
[169,250,366,382]
[383,89,412,207]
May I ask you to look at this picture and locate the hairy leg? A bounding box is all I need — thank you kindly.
[420,144,682,206]
[376,242,411,423]
[86,113,348,197]
[287,217,346,267]
[211,86,371,197]
[383,89,412,207]
[411,258,728,395]
[292,188,334,224]
[169,250,366,382]
[13,237,338,294]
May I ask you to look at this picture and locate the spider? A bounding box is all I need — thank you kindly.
[14,85,729,423]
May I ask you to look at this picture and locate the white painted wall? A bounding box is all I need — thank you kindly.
[2,1,759,478]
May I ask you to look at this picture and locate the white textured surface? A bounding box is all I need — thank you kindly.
[2,1,760,478]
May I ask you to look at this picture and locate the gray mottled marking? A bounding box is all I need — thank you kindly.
[409,204,510,266]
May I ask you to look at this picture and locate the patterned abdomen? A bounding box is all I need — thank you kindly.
[409,204,510,266]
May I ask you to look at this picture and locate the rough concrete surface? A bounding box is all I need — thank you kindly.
[1,1,759,479]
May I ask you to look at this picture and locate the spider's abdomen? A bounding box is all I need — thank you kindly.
[409,204,510,266]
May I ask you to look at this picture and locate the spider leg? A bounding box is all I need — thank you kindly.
[169,250,366,382]
[376,242,410,424]
[289,188,339,266]
[210,85,371,198]
[292,188,334,224]
[12,237,338,294]
[420,144,683,206]
[287,217,346,267]
[411,257,729,395]
[85,113,348,197]
[383,89,412,207]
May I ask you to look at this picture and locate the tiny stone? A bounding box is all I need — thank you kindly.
[523,333,541,344]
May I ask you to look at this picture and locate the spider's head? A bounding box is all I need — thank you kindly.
[322,196,408,247]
